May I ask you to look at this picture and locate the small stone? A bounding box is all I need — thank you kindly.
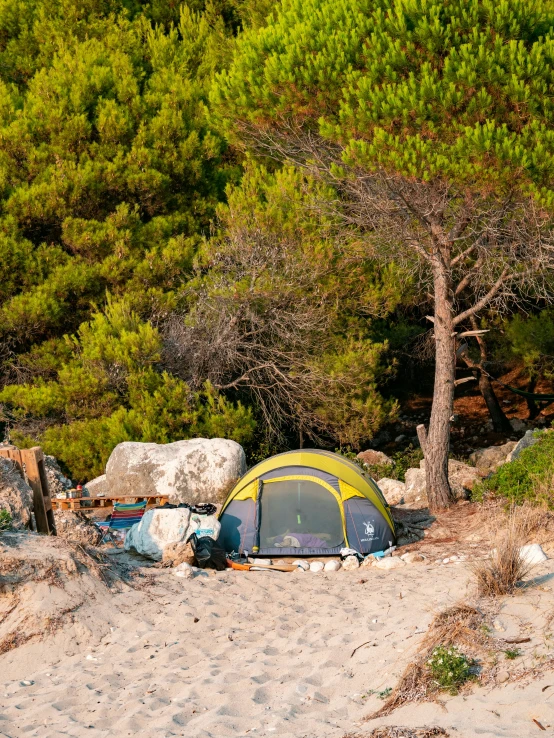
[519,544,547,565]
[373,557,406,570]
[342,555,360,571]
[443,558,450,564]
[400,552,425,564]
[395,434,406,443]
[250,558,272,566]
[309,561,325,572]
[493,619,505,632]
[324,560,341,572]
[174,562,194,579]
[360,556,375,568]
[497,670,510,683]
[19,680,34,687]
[293,560,309,571]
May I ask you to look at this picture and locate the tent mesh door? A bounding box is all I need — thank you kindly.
[259,479,343,550]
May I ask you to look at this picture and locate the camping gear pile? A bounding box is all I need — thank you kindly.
[116,449,396,573]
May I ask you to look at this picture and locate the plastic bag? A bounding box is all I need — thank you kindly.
[187,532,227,571]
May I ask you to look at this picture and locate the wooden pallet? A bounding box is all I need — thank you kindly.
[0,445,55,535]
[51,495,169,511]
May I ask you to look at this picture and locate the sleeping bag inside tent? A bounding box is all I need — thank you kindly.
[218,449,396,556]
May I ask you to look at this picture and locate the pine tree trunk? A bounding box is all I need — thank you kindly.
[470,318,512,434]
[425,266,456,511]
[478,371,513,433]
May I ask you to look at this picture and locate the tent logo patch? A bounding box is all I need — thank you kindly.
[363,521,374,536]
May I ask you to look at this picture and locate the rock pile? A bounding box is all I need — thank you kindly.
[44,456,73,496]
[0,457,33,529]
[54,510,103,546]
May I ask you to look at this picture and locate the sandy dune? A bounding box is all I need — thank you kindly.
[1,543,554,738]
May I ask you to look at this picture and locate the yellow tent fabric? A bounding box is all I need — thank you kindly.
[220,449,395,533]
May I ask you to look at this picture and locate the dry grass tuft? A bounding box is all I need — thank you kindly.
[368,605,490,719]
[472,507,535,597]
[345,727,449,738]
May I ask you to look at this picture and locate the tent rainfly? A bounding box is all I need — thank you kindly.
[218,449,396,557]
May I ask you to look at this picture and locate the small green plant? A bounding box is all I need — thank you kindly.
[427,645,475,694]
[364,687,392,700]
[504,648,521,660]
[0,509,13,531]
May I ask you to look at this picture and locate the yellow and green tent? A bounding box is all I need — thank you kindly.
[218,449,396,556]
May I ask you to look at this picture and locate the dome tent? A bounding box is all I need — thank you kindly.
[218,450,396,557]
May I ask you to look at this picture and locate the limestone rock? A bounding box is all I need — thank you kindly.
[412,459,481,503]
[445,460,481,499]
[469,442,517,475]
[173,562,195,579]
[342,555,360,570]
[162,540,196,567]
[373,556,406,570]
[507,430,542,462]
[403,468,427,505]
[357,449,393,467]
[84,474,108,498]
[124,508,192,560]
[106,438,246,504]
[519,543,547,566]
[293,559,309,571]
[400,552,425,564]
[360,556,375,568]
[376,477,406,505]
[0,457,33,529]
[309,560,324,572]
[324,560,341,572]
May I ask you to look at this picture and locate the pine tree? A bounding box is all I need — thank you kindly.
[213,0,554,510]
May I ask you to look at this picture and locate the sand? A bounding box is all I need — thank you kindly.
[1,533,554,738]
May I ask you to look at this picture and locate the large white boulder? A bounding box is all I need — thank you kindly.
[377,478,406,505]
[125,508,192,560]
[84,474,108,497]
[106,438,246,504]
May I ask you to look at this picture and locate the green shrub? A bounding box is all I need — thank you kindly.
[504,648,521,660]
[0,509,13,531]
[474,430,554,507]
[427,645,475,694]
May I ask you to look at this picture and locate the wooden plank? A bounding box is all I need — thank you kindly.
[20,447,52,535]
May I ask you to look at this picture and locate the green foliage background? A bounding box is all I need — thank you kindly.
[0,0,402,479]
[1,0,553,483]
